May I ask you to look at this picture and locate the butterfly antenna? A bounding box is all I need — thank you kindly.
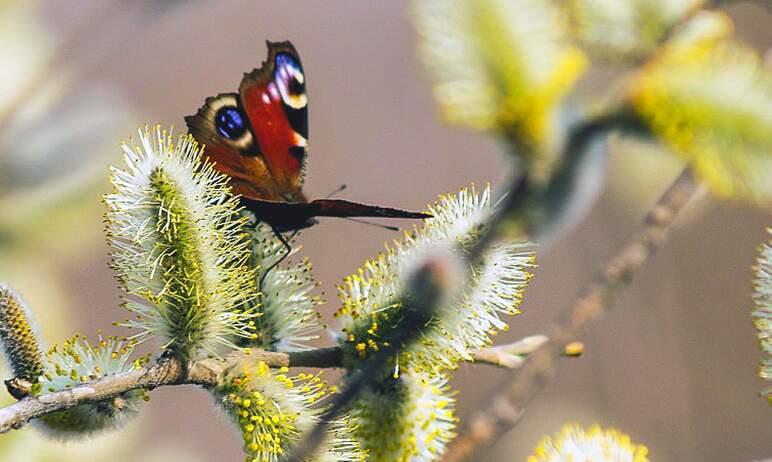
[341,217,400,232]
[259,228,298,289]
[326,184,348,198]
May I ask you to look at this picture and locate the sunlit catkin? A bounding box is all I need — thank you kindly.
[336,185,535,374]
[105,126,256,361]
[214,360,362,462]
[239,220,323,352]
[350,370,456,462]
[528,423,649,462]
[36,335,149,438]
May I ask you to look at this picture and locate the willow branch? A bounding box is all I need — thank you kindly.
[185,347,343,386]
[0,336,535,435]
[0,347,341,434]
[444,167,698,462]
[0,356,183,434]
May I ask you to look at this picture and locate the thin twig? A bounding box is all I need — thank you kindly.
[444,167,698,462]
[472,335,548,369]
[472,336,584,369]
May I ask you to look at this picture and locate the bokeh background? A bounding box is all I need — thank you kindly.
[0,1,770,460]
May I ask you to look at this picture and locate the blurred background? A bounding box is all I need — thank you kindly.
[0,0,770,460]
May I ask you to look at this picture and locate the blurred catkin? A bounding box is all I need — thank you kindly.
[0,284,43,381]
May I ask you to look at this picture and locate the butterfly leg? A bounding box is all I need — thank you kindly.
[258,227,298,289]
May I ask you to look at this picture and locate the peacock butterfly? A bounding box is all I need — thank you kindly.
[185,40,429,233]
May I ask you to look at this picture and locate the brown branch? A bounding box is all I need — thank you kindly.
[0,356,184,434]
[0,339,538,435]
[444,167,698,462]
[0,346,343,434]
[185,347,344,385]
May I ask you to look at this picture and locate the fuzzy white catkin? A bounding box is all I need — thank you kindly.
[214,360,362,462]
[238,220,323,352]
[336,185,536,374]
[412,0,586,164]
[36,335,148,438]
[105,126,257,360]
[349,370,456,462]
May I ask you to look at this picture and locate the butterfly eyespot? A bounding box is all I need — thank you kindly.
[275,53,307,111]
[288,76,305,97]
[215,106,248,140]
[275,53,302,77]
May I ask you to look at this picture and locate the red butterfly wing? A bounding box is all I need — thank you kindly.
[185,41,307,202]
[187,41,430,232]
[239,41,307,201]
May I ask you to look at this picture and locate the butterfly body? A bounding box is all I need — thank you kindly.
[241,197,431,233]
[185,41,428,231]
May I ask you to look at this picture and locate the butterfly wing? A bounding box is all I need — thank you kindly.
[185,92,278,200]
[239,41,308,201]
[187,41,429,233]
[240,198,431,232]
[185,41,308,202]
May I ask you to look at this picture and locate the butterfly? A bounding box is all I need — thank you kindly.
[185,41,430,233]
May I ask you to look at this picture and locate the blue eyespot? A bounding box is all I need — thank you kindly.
[215,107,247,140]
[275,54,305,92]
[275,53,302,75]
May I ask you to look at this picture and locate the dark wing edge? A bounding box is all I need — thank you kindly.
[238,40,301,96]
[184,92,243,145]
